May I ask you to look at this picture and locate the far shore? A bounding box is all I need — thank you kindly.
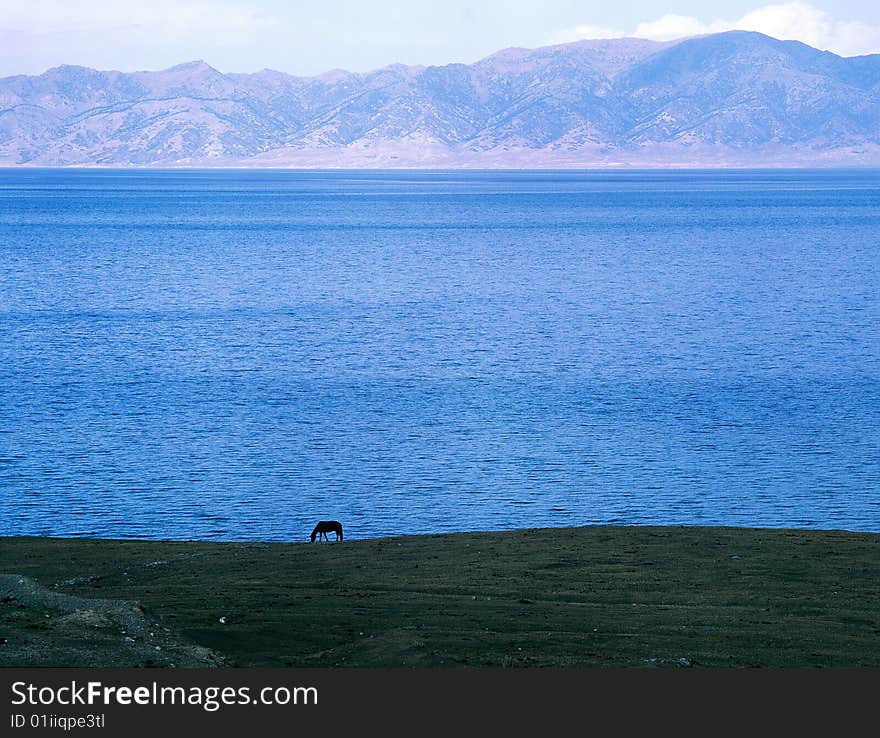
[1,525,878,668]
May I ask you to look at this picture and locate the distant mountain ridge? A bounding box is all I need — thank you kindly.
[2,31,879,167]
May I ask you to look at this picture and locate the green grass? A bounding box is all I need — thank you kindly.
[1,525,878,667]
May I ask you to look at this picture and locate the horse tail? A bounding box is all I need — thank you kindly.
[338,524,343,541]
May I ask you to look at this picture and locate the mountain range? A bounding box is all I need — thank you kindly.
[2,31,879,167]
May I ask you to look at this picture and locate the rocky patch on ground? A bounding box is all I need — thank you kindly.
[0,573,223,668]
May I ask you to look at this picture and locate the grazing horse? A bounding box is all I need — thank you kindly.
[310,520,343,542]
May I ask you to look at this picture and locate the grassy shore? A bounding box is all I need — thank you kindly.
[1,525,878,668]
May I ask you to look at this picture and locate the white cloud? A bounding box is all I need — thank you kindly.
[631,14,727,42]
[731,3,880,55]
[550,23,626,45]
[555,3,880,57]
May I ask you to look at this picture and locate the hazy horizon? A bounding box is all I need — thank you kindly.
[2,1,879,78]
[6,28,879,83]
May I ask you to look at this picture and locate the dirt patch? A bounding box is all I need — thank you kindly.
[0,573,224,668]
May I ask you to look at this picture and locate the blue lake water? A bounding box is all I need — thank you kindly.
[0,168,878,541]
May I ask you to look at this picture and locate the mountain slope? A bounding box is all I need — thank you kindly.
[1,32,878,167]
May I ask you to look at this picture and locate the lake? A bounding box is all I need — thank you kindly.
[1,169,878,540]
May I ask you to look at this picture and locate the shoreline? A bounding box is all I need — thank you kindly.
[2,519,880,544]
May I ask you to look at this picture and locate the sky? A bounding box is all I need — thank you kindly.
[1,1,879,77]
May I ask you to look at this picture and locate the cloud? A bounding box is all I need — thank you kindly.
[631,15,727,42]
[730,3,880,55]
[555,3,880,57]
[551,23,626,45]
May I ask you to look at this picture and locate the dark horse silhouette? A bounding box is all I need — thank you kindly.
[310,520,343,542]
